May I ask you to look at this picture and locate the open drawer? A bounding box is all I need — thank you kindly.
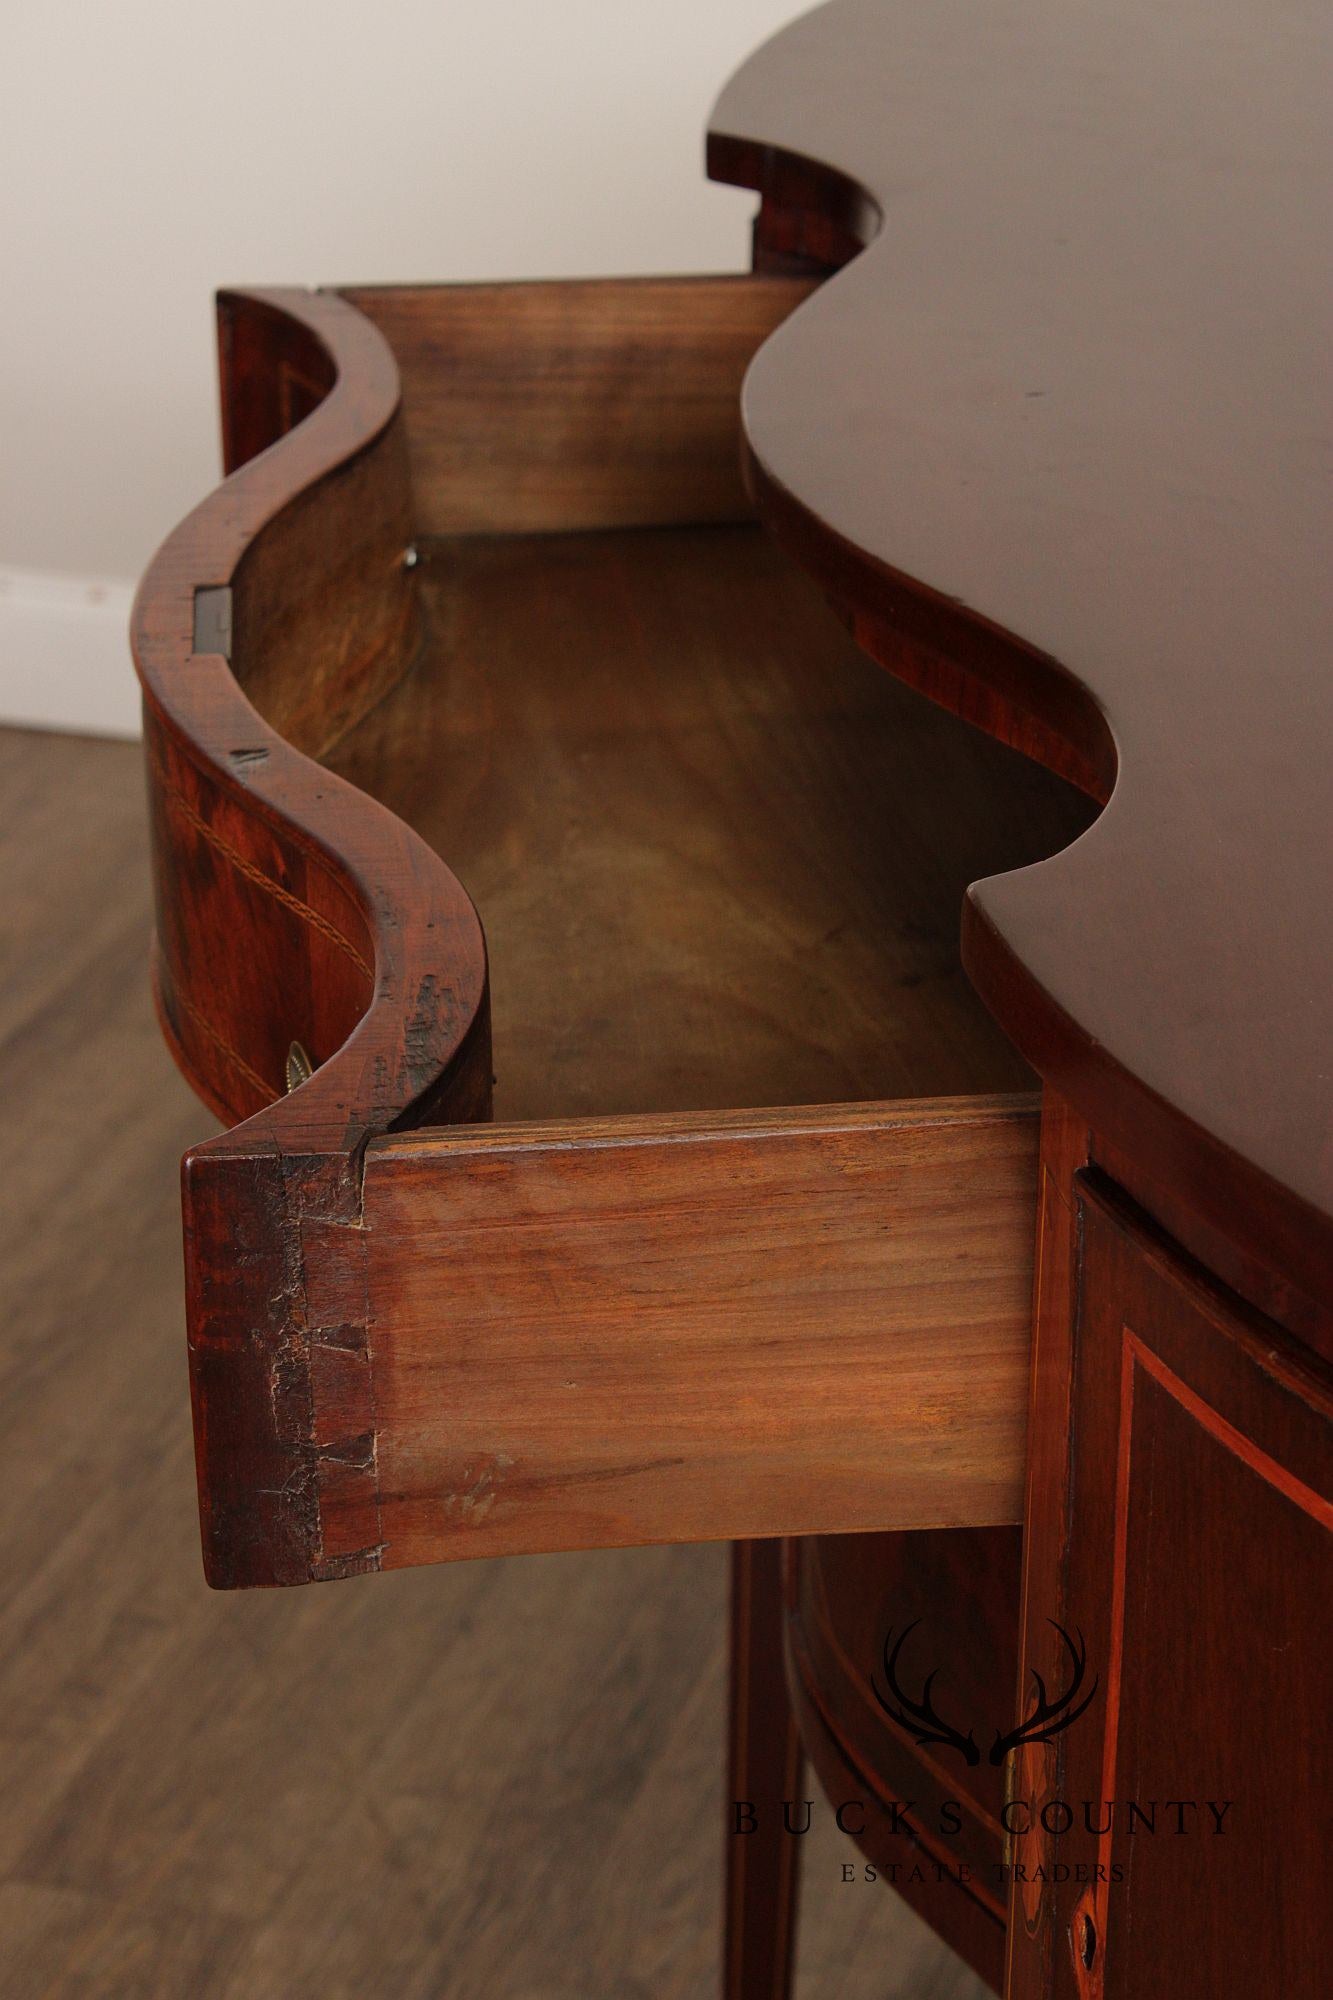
[133,274,1091,1587]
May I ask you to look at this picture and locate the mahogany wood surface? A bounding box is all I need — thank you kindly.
[725,1541,803,2000]
[135,285,490,1142]
[708,0,1333,1307]
[128,13,1332,1993]
[1004,1094,1091,1980]
[1006,1173,1332,1998]
[133,287,494,1586]
[215,292,413,759]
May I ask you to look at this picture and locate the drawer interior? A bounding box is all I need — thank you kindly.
[324,276,1094,1129]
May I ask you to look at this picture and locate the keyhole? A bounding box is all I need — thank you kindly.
[1077,1909,1097,1970]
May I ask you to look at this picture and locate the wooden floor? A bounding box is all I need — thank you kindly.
[0,723,990,1998]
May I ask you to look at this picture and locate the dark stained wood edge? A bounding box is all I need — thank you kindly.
[969,910,1333,1345]
[1003,1093,1089,1993]
[706,81,1333,1318]
[132,286,491,1586]
[1089,1126,1331,1362]
[133,285,490,1150]
[724,1540,803,2000]
[706,134,1113,807]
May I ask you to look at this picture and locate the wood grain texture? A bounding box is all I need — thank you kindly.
[1006,1175,1333,1999]
[130,229,1090,1986]
[708,0,1333,1309]
[327,525,1093,1123]
[135,284,490,1144]
[140,261,1093,1589]
[123,18,1332,1991]
[725,1541,803,2000]
[4,728,994,1999]
[1003,1095,1091,1989]
[220,293,420,760]
[133,286,491,1587]
[340,277,815,537]
[357,1096,1036,1568]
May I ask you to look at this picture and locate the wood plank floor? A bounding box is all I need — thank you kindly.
[0,725,989,2000]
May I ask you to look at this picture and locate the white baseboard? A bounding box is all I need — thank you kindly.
[0,567,140,739]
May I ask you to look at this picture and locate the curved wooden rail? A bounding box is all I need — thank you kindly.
[133,286,489,1148]
[708,0,1333,1311]
[132,288,490,1584]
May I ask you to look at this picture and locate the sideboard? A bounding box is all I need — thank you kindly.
[133,3,1331,1993]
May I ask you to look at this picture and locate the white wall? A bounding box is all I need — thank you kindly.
[0,1,804,737]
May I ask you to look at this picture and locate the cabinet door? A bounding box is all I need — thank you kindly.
[1007,1175,1332,1998]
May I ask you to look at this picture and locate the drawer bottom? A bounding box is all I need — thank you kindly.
[310,519,1093,1573]
[327,522,1086,1121]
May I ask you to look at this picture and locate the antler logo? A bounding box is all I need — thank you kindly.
[873,1622,981,1766]
[873,1619,1097,1769]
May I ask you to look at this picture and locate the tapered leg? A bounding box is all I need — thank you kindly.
[723,1539,804,2000]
